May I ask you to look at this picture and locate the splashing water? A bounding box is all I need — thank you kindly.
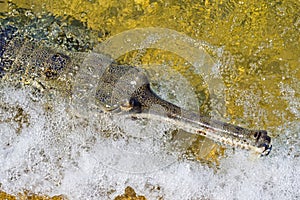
[0,5,299,199]
[0,79,299,199]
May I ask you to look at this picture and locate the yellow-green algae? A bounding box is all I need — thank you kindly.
[9,0,297,131]
[0,190,67,200]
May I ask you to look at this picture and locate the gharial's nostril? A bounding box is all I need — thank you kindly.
[260,130,271,144]
[265,135,271,144]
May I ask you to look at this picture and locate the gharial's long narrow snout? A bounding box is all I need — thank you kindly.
[119,83,272,157]
[96,64,272,156]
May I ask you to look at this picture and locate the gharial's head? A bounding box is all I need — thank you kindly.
[94,64,273,156]
[95,64,150,111]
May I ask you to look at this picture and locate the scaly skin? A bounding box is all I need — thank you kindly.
[96,64,272,156]
[0,20,272,156]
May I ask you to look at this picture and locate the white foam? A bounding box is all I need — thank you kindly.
[0,86,299,200]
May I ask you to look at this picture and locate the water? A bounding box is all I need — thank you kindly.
[0,81,299,199]
[1,1,300,199]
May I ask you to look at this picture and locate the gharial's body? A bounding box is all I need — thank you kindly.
[0,21,272,156]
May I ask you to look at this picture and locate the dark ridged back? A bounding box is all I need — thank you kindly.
[0,25,18,77]
[0,34,71,80]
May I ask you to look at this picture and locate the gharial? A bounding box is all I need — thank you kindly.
[0,17,272,157]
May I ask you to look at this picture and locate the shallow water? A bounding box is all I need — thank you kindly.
[0,0,299,199]
[0,86,299,199]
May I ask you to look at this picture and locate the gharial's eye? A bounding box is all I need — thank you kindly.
[119,98,134,112]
